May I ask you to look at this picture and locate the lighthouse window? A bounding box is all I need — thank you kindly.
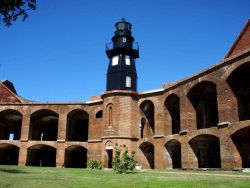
[125,55,130,65]
[126,76,131,87]
[123,37,126,42]
[112,55,119,66]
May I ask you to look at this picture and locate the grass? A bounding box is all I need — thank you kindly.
[0,165,250,188]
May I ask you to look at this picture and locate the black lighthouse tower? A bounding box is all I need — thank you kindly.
[106,19,139,91]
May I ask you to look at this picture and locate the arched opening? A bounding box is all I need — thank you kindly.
[0,110,22,140]
[165,140,181,168]
[26,144,56,167]
[139,142,154,169]
[66,109,89,142]
[96,110,103,119]
[64,145,87,168]
[231,126,250,168]
[187,81,219,129]
[227,62,250,121]
[189,134,221,168]
[164,94,180,134]
[0,144,19,165]
[29,109,58,141]
[139,100,155,138]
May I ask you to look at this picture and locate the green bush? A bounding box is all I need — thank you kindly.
[87,160,102,170]
[112,144,137,174]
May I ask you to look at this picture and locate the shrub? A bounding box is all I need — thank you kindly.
[87,160,102,170]
[112,144,137,174]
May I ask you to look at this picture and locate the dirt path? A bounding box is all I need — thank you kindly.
[142,170,250,179]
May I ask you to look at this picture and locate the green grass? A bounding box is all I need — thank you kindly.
[0,165,250,188]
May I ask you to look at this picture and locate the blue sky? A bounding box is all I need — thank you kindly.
[1,0,249,102]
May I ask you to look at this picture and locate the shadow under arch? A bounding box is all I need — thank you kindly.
[189,134,221,168]
[164,94,180,134]
[187,81,219,129]
[231,126,250,168]
[227,62,250,121]
[26,144,56,167]
[0,109,22,140]
[64,145,87,168]
[0,143,19,165]
[165,139,181,168]
[66,109,89,142]
[139,142,154,169]
[29,109,59,141]
[139,100,155,138]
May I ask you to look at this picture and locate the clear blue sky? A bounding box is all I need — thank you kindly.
[1,0,249,102]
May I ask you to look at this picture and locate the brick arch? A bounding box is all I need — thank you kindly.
[139,100,155,138]
[230,125,250,168]
[138,141,154,169]
[226,62,250,121]
[189,134,221,168]
[0,143,19,165]
[0,109,22,140]
[29,109,59,141]
[223,60,250,80]
[26,144,56,167]
[30,108,59,115]
[66,109,89,142]
[164,93,180,135]
[64,145,87,168]
[187,81,219,129]
[165,139,181,168]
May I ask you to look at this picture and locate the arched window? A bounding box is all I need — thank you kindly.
[96,110,103,119]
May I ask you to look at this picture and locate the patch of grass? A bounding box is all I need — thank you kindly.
[0,165,250,188]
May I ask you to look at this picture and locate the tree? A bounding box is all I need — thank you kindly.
[112,144,137,174]
[0,0,37,27]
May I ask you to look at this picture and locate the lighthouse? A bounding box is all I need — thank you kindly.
[106,18,139,91]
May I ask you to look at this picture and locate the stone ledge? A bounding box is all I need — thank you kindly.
[179,130,188,136]
[217,121,231,129]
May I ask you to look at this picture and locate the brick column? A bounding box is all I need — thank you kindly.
[57,113,67,141]
[18,143,27,166]
[220,134,241,169]
[154,99,169,136]
[56,143,65,167]
[181,141,197,169]
[20,112,31,141]
[180,95,196,132]
[217,81,238,123]
[154,139,167,169]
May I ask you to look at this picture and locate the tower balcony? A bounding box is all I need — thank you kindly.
[105,42,139,58]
